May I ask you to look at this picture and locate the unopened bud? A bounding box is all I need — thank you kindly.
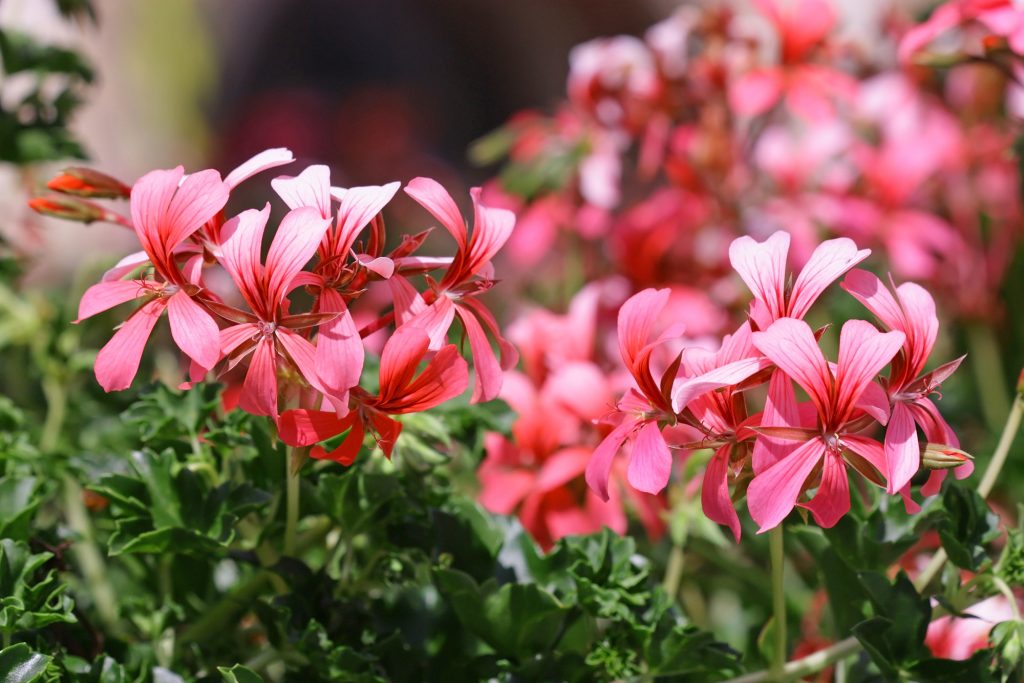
[29,194,108,223]
[922,443,974,470]
[47,167,131,199]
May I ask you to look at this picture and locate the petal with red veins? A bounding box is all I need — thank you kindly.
[271,165,331,217]
[801,450,850,528]
[702,445,741,542]
[404,177,467,250]
[265,207,331,307]
[239,338,279,418]
[94,298,168,392]
[747,436,824,533]
[753,318,832,420]
[789,238,869,319]
[224,148,293,189]
[77,279,148,321]
[835,320,904,424]
[627,421,673,495]
[585,421,634,502]
[728,231,789,320]
[884,401,920,494]
[167,291,220,372]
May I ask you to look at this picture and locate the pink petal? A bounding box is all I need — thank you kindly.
[856,379,892,426]
[885,402,921,494]
[801,450,850,528]
[728,69,785,118]
[313,418,366,465]
[314,289,361,414]
[387,275,428,326]
[728,231,789,321]
[276,328,330,397]
[220,323,259,357]
[458,297,519,371]
[747,436,824,532]
[671,356,768,413]
[334,182,401,256]
[894,282,939,378]
[101,250,150,282]
[130,167,182,258]
[461,188,516,279]
[752,318,832,421]
[94,298,167,392]
[478,468,536,514]
[355,255,395,279]
[224,148,294,189]
[239,338,278,418]
[161,169,230,251]
[702,445,741,542]
[834,320,905,424]
[617,288,670,370]
[218,206,270,311]
[405,296,456,351]
[404,177,467,251]
[752,370,803,473]
[627,421,673,495]
[544,361,614,422]
[585,421,634,502]
[271,165,332,218]
[535,448,591,492]
[789,238,870,320]
[167,291,220,371]
[841,269,903,332]
[456,304,503,403]
[842,435,888,483]
[77,279,147,321]
[265,207,331,308]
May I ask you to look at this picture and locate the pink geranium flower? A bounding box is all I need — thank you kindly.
[76,166,229,391]
[278,326,468,463]
[394,177,519,403]
[213,204,332,418]
[728,230,870,330]
[842,269,970,501]
[747,318,905,531]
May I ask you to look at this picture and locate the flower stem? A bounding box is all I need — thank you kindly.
[662,543,685,601]
[284,447,303,556]
[769,526,786,679]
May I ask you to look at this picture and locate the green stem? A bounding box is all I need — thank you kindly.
[662,544,685,601]
[726,387,1024,683]
[62,475,121,635]
[967,323,1010,434]
[39,374,67,454]
[284,447,300,556]
[769,526,786,679]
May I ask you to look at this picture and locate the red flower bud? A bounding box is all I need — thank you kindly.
[46,167,131,199]
[28,194,109,223]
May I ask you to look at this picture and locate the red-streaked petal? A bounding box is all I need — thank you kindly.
[747,436,824,533]
[389,344,468,413]
[728,231,789,321]
[224,148,294,189]
[314,289,361,414]
[94,298,167,392]
[311,418,365,465]
[101,250,150,282]
[535,448,590,492]
[377,325,430,403]
[617,288,670,370]
[800,450,850,528]
[218,206,270,311]
[885,402,921,494]
[841,269,903,331]
[265,206,331,308]
[752,370,804,473]
[789,237,870,320]
[456,304,503,404]
[404,177,467,251]
[671,356,768,413]
[405,296,456,351]
[752,318,831,420]
[167,291,220,371]
[239,338,278,418]
[702,445,742,542]
[162,169,230,250]
[627,421,673,495]
[271,165,331,217]
[462,187,515,278]
[334,182,401,256]
[585,421,634,502]
[835,320,904,424]
[77,279,148,321]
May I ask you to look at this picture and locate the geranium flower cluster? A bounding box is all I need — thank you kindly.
[480,230,970,543]
[33,149,517,461]
[480,0,1024,323]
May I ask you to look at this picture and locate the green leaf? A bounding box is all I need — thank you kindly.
[0,644,50,683]
[218,664,265,683]
[0,476,43,540]
[939,483,1001,571]
[852,571,931,677]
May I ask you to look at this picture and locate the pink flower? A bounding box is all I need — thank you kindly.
[926,595,1018,660]
[76,166,229,391]
[585,288,764,500]
[747,318,905,532]
[842,269,969,501]
[278,326,468,463]
[396,177,519,403]
[270,164,400,414]
[213,204,332,418]
[900,0,1024,62]
[728,230,870,330]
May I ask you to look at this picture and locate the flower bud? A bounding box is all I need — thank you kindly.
[922,443,974,470]
[29,194,109,223]
[46,167,131,199]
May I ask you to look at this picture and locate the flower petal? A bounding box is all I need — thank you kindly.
[752,318,831,420]
[314,289,361,414]
[747,436,824,532]
[885,401,921,494]
[789,237,870,320]
[801,450,850,528]
[271,165,332,218]
[702,445,742,542]
[334,182,401,256]
[279,409,355,447]
[77,279,148,321]
[265,206,332,308]
[728,231,789,321]
[94,298,167,392]
[167,291,220,371]
[585,421,633,502]
[224,148,293,189]
[835,320,904,424]
[456,304,503,404]
[239,338,278,418]
[627,421,673,495]
[404,177,467,251]
[377,325,430,403]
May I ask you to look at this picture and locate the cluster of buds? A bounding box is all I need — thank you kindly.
[32,149,517,462]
